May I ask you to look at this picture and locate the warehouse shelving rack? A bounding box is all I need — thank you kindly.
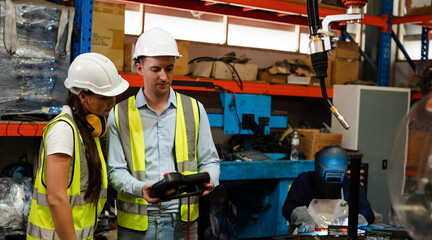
[0,0,429,136]
[89,0,431,86]
[72,0,431,88]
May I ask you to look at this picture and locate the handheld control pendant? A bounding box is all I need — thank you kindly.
[149,172,210,200]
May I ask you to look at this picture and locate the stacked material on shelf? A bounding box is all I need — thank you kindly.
[0,0,74,116]
[0,177,32,237]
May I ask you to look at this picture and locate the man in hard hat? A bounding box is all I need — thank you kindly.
[107,27,220,240]
[282,146,375,234]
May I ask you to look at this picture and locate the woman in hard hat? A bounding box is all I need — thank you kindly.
[27,53,129,240]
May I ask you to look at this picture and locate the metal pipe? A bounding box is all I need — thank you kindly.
[307,0,320,35]
[348,151,362,240]
[391,31,415,71]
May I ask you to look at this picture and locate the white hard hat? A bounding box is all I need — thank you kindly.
[64,53,129,96]
[133,27,181,61]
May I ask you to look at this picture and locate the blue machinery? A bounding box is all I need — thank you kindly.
[206,92,314,238]
[207,93,287,150]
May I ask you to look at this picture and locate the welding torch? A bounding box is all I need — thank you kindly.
[306,0,368,130]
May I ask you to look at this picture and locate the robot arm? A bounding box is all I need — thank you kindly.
[306,0,368,130]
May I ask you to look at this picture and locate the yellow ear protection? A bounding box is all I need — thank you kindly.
[72,107,107,138]
[85,114,107,138]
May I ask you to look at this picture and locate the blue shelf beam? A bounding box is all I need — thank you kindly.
[73,0,93,59]
[391,31,415,71]
[421,27,430,61]
[377,0,393,86]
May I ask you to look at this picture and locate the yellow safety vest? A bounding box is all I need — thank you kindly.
[114,92,200,232]
[27,113,108,240]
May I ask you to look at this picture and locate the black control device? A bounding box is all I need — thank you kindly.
[148,172,210,200]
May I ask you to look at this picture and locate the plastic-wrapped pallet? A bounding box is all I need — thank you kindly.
[0,177,32,238]
[0,0,74,116]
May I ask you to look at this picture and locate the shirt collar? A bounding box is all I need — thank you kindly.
[134,87,177,109]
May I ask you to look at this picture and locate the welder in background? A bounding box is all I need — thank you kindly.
[282,145,375,233]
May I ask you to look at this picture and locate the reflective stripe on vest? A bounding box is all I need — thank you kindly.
[114,92,200,231]
[175,93,200,222]
[26,113,107,240]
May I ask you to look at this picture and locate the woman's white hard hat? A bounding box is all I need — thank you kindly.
[133,27,181,61]
[64,52,129,96]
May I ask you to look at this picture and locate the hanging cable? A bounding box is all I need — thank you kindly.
[306,0,350,130]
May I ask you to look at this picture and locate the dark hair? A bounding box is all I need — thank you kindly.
[135,56,146,64]
[65,91,102,204]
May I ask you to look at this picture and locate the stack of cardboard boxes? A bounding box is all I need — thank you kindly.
[330,40,360,85]
[296,129,343,160]
[405,0,432,15]
[92,1,125,72]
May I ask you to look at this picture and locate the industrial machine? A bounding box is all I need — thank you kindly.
[207,92,288,151]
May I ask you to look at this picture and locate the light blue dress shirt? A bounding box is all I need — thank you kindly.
[107,87,220,213]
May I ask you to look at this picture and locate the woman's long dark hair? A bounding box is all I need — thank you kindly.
[65,91,102,204]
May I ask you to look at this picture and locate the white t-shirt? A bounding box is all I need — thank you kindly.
[45,106,74,157]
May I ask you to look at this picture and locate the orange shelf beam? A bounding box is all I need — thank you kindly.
[122,0,386,28]
[411,91,424,100]
[120,73,332,98]
[0,121,47,137]
[391,14,432,26]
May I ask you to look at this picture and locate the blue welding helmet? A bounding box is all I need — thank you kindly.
[315,145,348,184]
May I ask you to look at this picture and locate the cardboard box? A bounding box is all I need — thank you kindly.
[334,40,360,60]
[189,61,214,78]
[287,75,311,85]
[296,129,343,160]
[211,62,258,81]
[406,0,432,16]
[269,65,291,75]
[92,1,125,72]
[331,59,359,85]
[123,43,134,72]
[174,40,189,76]
[259,71,286,84]
[407,130,432,168]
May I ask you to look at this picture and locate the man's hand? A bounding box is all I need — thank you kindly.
[142,183,161,203]
[201,171,214,197]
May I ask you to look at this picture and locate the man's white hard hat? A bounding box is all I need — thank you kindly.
[133,27,181,61]
[64,52,129,96]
